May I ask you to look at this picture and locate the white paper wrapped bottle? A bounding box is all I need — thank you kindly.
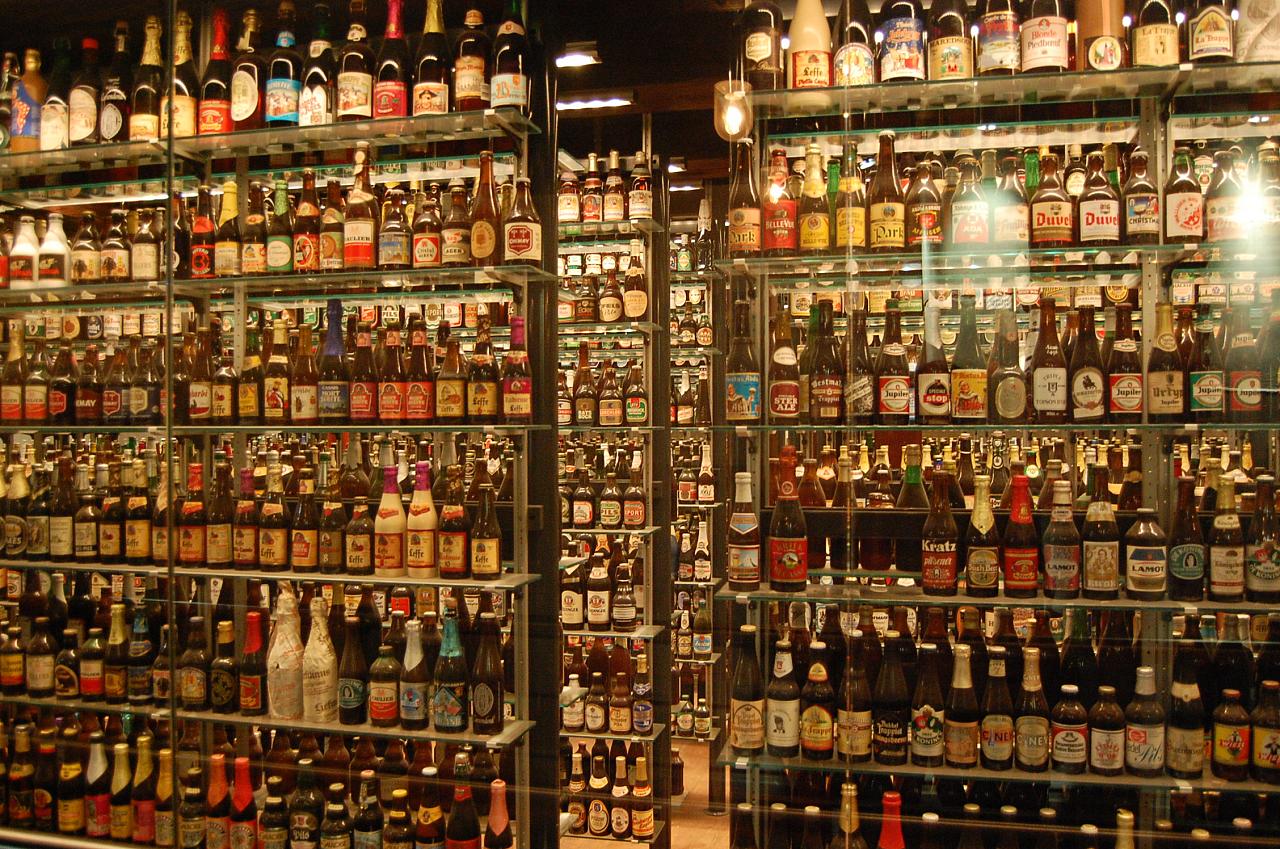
[303,595,339,721]
[267,583,305,719]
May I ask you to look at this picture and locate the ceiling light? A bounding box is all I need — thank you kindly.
[557,42,601,68]
[671,184,702,192]
[557,91,634,111]
[667,159,686,173]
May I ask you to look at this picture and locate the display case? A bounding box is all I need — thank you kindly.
[719,56,1280,848]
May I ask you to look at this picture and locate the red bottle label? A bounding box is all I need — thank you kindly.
[1004,546,1040,591]
[198,100,233,134]
[768,536,808,584]
[372,81,408,118]
[405,380,434,420]
[921,540,958,592]
[349,380,377,420]
[378,381,406,419]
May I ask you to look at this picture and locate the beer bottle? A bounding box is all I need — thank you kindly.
[1078,151,1121,245]
[1030,298,1068,422]
[55,727,84,836]
[917,305,951,425]
[921,469,958,595]
[727,139,762,257]
[1124,666,1166,777]
[835,140,867,252]
[1226,305,1264,423]
[1043,480,1080,598]
[768,446,808,592]
[980,646,1015,770]
[798,144,832,254]
[800,640,836,761]
[1246,475,1280,602]
[336,616,367,725]
[905,158,944,252]
[872,632,910,765]
[1144,301,1185,421]
[1251,679,1280,782]
[868,132,906,252]
[1068,306,1105,422]
[432,613,468,732]
[876,792,906,849]
[1001,474,1039,597]
[729,625,765,755]
[810,301,845,424]
[107,741,131,839]
[846,310,875,424]
[963,475,1000,596]
[1050,683,1088,773]
[910,644,945,767]
[949,295,988,422]
[837,634,873,763]
[1167,660,1205,779]
[320,795,352,849]
[209,619,238,714]
[940,642,979,769]
[1015,647,1050,772]
[946,160,990,246]
[1209,477,1245,602]
[1124,507,1167,600]
[1102,303,1143,422]
[344,142,379,270]
[765,638,802,758]
[989,309,1027,423]
[875,300,911,424]
[1029,153,1074,247]
[1081,464,1121,599]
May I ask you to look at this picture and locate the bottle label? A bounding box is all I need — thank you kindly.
[728,206,762,253]
[1248,540,1280,591]
[1069,365,1105,419]
[925,34,974,81]
[1148,369,1185,414]
[768,536,807,585]
[1032,366,1067,412]
[965,545,999,590]
[454,56,489,103]
[1211,544,1246,595]
[1081,539,1120,593]
[1052,720,1088,765]
[877,374,912,415]
[798,209,830,251]
[948,199,990,243]
[917,372,952,419]
[1125,722,1166,772]
[1206,195,1242,242]
[1021,16,1069,70]
[266,78,302,123]
[725,371,762,421]
[1125,192,1161,236]
[1044,542,1080,593]
[1103,370,1143,415]
[69,87,98,142]
[1187,369,1224,412]
[336,71,374,118]
[1168,542,1206,582]
[344,219,376,267]
[413,81,449,115]
[838,707,873,757]
[834,41,876,85]
[1127,544,1167,594]
[921,539,958,592]
[834,204,867,249]
[977,11,1021,72]
[502,221,540,263]
[373,80,408,118]
[869,202,906,249]
[1230,368,1263,411]
[1031,200,1073,243]
[1079,198,1121,242]
[1190,6,1234,60]
[791,49,832,88]
[199,98,233,133]
[1133,22,1179,65]
[880,18,926,80]
[980,713,1015,760]
[1166,191,1204,240]
[1090,725,1125,770]
[1167,724,1205,774]
[1015,714,1051,767]
[912,704,945,758]
[230,68,261,121]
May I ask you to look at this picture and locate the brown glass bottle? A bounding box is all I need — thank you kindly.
[1029,299,1068,423]
[1078,151,1121,246]
[868,132,906,253]
[1029,153,1074,248]
[875,300,911,424]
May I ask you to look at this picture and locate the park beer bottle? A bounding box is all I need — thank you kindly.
[868,132,906,252]
[728,140,762,257]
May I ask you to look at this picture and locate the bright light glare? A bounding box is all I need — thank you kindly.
[781,36,791,50]
[557,52,600,68]
[557,97,633,111]
[722,102,747,137]
[671,184,701,192]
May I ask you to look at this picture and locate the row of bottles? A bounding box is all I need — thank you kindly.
[4,574,514,732]
[740,0,1234,96]
[0,716,516,847]
[560,740,658,841]
[727,136,1258,257]
[6,0,530,153]
[724,293,1280,426]
[557,240,651,323]
[728,603,1280,783]
[560,637,655,739]
[556,151,654,226]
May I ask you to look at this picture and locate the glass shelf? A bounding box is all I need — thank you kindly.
[718,244,1197,282]
[561,722,666,743]
[557,238,636,255]
[209,151,518,190]
[563,820,666,845]
[713,582,1188,612]
[173,264,555,299]
[1,693,169,716]
[172,109,538,159]
[671,421,1268,434]
[716,751,1280,794]
[558,219,663,239]
[0,139,169,179]
[565,526,662,537]
[209,287,518,313]
[560,425,660,435]
[0,424,166,435]
[172,423,546,437]
[0,281,190,309]
[171,566,539,591]
[675,652,721,667]
[0,558,164,576]
[671,271,719,287]
[558,320,660,337]
[561,624,666,640]
[0,174,200,211]
[176,709,534,748]
[749,67,1179,118]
